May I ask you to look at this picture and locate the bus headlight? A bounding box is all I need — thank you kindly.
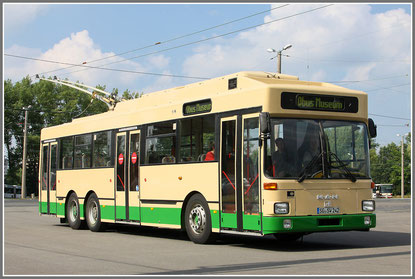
[362,200,375,211]
[274,202,289,214]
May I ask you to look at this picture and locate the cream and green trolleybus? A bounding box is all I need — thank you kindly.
[38,71,377,244]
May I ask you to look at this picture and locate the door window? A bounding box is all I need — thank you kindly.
[221,120,236,213]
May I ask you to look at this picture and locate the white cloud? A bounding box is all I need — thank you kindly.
[182,4,411,84]
[141,71,175,94]
[4,4,49,30]
[147,55,170,69]
[4,30,148,92]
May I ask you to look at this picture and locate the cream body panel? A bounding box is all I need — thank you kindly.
[140,162,219,202]
[56,168,115,199]
[262,179,373,216]
[40,71,369,141]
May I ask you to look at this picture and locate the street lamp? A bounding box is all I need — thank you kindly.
[396,133,409,199]
[267,44,292,74]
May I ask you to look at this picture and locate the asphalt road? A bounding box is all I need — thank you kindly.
[3,198,411,275]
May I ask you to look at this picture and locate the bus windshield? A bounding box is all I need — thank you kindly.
[265,118,370,180]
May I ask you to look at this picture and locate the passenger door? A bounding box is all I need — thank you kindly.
[115,128,141,222]
[220,114,261,232]
[40,141,58,214]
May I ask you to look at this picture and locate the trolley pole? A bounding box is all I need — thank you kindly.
[21,106,30,199]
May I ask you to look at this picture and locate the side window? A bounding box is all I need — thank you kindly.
[145,121,176,164]
[93,131,113,167]
[59,136,73,169]
[74,134,92,168]
[179,115,215,162]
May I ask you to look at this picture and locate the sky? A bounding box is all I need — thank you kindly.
[3,3,412,147]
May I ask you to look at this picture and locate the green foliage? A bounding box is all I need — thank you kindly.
[4,77,109,196]
[122,89,143,100]
[370,134,411,196]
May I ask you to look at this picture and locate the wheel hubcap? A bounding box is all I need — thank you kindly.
[69,200,78,222]
[189,204,206,234]
[89,201,98,225]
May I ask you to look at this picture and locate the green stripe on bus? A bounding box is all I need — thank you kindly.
[129,206,140,221]
[101,205,115,220]
[243,213,261,231]
[141,207,181,225]
[211,210,220,229]
[221,212,237,229]
[39,201,58,214]
[262,214,376,235]
[57,202,65,216]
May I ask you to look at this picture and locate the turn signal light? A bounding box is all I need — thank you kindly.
[264,183,278,190]
[371,182,375,189]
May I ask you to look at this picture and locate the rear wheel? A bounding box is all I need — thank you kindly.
[66,193,83,230]
[85,193,106,232]
[185,194,215,244]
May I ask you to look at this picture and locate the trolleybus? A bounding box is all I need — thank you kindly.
[38,71,377,243]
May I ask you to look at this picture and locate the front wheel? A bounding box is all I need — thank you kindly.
[185,194,215,244]
[85,193,106,232]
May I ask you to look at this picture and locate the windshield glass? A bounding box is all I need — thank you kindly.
[265,118,370,179]
[380,185,393,193]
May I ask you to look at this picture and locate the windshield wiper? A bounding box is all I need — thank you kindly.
[329,152,356,182]
[297,151,324,182]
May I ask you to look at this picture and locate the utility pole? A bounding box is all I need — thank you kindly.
[397,133,407,199]
[400,135,404,199]
[277,51,282,74]
[21,106,31,199]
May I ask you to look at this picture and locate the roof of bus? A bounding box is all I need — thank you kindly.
[41,71,368,139]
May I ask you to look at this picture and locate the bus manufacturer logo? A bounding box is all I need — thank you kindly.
[316,194,338,200]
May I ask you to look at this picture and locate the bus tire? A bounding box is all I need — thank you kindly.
[67,193,83,230]
[273,233,304,242]
[85,193,106,232]
[185,194,215,244]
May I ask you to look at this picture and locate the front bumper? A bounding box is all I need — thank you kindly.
[262,213,376,235]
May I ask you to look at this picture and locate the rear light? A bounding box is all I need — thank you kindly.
[264,183,278,190]
[371,182,375,189]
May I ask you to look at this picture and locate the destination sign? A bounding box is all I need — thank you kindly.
[281,92,358,113]
[183,99,212,116]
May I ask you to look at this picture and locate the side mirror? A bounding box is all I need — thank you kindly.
[260,112,271,134]
[368,118,377,138]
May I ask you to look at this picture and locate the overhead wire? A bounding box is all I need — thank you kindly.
[326,74,409,84]
[368,113,410,121]
[32,4,290,78]
[56,4,333,77]
[6,4,332,79]
[4,54,211,80]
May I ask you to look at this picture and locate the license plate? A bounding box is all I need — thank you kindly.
[317,207,339,214]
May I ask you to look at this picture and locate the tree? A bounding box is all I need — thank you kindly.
[370,134,411,196]
[4,76,110,196]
